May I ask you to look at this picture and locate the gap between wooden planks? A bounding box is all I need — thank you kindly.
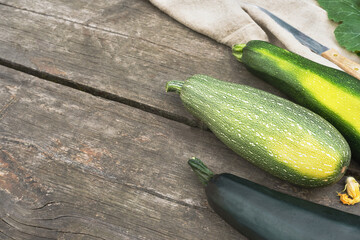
[0,0,281,126]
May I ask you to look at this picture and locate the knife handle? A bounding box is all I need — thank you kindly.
[321,48,360,80]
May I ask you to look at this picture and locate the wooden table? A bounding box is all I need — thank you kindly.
[0,1,359,239]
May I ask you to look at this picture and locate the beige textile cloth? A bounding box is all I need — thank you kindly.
[150,0,359,69]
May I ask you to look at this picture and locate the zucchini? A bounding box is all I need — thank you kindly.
[166,75,350,187]
[188,157,360,240]
[232,40,360,162]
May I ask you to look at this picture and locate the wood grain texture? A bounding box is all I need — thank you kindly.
[0,65,359,239]
[0,65,241,239]
[0,0,285,126]
[321,48,360,80]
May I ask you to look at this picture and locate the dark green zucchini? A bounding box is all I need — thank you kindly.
[232,40,360,162]
[188,157,360,240]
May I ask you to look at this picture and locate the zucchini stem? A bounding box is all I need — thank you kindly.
[166,81,184,94]
[188,157,214,186]
[232,44,247,62]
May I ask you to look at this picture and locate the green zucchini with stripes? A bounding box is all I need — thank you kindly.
[232,40,360,162]
[166,75,350,187]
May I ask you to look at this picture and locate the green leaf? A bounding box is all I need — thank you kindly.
[317,0,360,53]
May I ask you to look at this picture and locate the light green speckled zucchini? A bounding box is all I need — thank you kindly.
[166,74,350,187]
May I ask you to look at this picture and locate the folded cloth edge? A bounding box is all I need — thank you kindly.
[149,0,358,70]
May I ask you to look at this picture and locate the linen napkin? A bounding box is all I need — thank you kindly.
[150,0,359,69]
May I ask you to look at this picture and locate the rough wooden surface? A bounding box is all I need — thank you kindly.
[0,0,285,126]
[0,0,359,239]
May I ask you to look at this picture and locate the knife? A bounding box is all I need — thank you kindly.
[255,5,360,80]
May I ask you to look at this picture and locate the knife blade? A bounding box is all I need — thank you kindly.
[255,5,360,80]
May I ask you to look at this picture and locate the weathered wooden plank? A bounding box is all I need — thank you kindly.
[0,66,359,239]
[0,0,284,126]
[0,65,252,239]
